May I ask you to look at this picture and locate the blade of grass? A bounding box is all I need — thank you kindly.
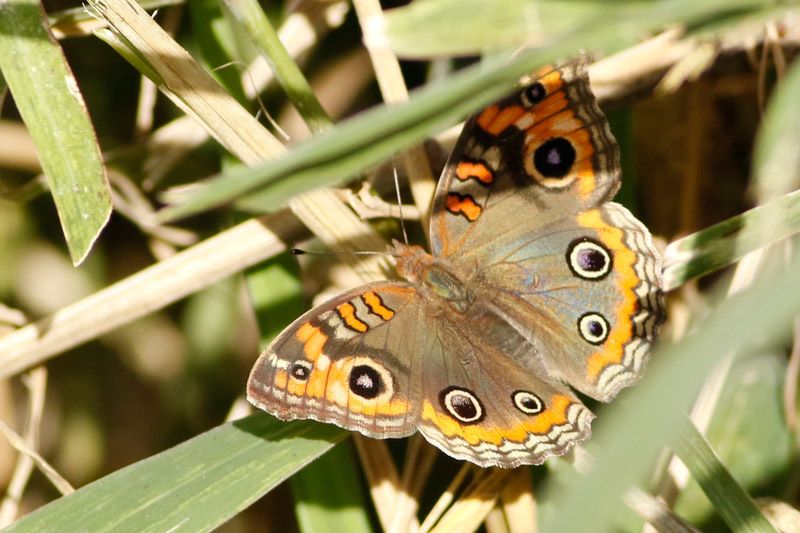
[752,54,800,202]
[378,0,775,58]
[674,353,794,525]
[88,0,285,165]
[157,0,792,223]
[188,0,247,104]
[353,0,437,238]
[541,253,800,532]
[219,0,392,284]
[291,443,374,533]
[673,419,777,532]
[94,0,390,278]
[48,0,183,38]
[0,211,307,380]
[6,415,346,532]
[662,188,800,291]
[155,49,526,221]
[0,0,111,265]
[380,0,627,58]
[223,0,332,134]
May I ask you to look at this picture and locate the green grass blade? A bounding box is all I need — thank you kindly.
[380,0,775,58]
[752,55,800,202]
[542,252,800,532]
[155,50,540,222]
[291,443,374,533]
[223,0,332,134]
[7,415,345,532]
[673,420,777,532]
[157,1,792,223]
[664,56,800,289]
[0,0,111,265]
[188,0,248,103]
[245,251,308,342]
[675,353,794,525]
[381,0,629,57]
[662,188,800,290]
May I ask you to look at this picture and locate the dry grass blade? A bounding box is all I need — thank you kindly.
[353,436,407,531]
[388,436,438,533]
[784,318,800,432]
[0,213,304,380]
[625,487,700,532]
[88,0,283,163]
[0,417,73,497]
[352,0,436,230]
[93,0,389,277]
[499,469,537,533]
[430,469,511,532]
[420,463,474,532]
[0,368,47,526]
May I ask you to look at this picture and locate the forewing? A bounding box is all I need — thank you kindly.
[430,61,620,258]
[248,281,429,438]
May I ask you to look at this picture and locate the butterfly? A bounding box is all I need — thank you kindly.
[247,62,665,468]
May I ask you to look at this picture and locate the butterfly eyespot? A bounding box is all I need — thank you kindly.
[290,361,312,381]
[522,82,546,106]
[512,390,544,415]
[578,312,610,345]
[533,137,576,179]
[440,387,485,424]
[349,364,385,400]
[567,238,612,280]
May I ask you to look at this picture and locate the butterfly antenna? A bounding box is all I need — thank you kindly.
[392,161,409,245]
[291,248,390,257]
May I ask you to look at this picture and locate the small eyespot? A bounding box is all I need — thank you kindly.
[533,137,576,179]
[578,312,610,345]
[512,390,544,415]
[567,238,612,280]
[290,361,312,381]
[523,82,546,106]
[440,387,484,424]
[349,364,384,399]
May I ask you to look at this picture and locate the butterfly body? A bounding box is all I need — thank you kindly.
[248,62,665,468]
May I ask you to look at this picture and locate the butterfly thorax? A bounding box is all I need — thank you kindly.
[392,240,475,313]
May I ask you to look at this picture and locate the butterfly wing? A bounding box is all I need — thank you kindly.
[249,60,662,467]
[248,279,594,467]
[473,202,664,402]
[430,61,620,259]
[248,282,426,438]
[415,302,593,468]
[428,62,664,402]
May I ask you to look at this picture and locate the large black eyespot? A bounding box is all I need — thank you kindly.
[567,238,612,280]
[349,364,384,399]
[440,387,484,424]
[523,82,546,106]
[290,362,312,381]
[512,390,544,415]
[578,312,610,345]
[533,137,576,178]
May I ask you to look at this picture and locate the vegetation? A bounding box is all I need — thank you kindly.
[1,0,800,530]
